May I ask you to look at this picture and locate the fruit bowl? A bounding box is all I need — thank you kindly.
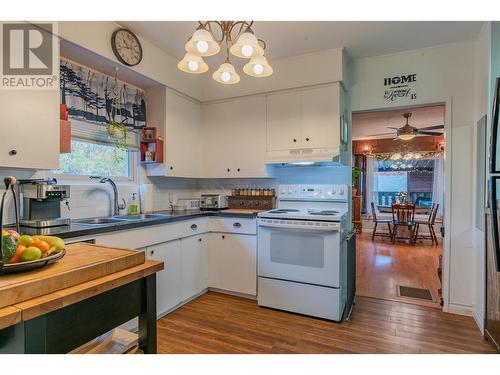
[0,248,66,274]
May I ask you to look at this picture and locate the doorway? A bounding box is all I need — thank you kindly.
[352,104,445,308]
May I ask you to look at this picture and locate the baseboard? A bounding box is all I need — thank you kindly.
[447,302,473,316]
[208,287,257,300]
[472,309,485,333]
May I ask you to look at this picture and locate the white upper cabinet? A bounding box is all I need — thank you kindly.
[202,96,267,178]
[266,91,302,151]
[0,90,59,169]
[146,87,203,178]
[266,83,341,155]
[300,84,340,150]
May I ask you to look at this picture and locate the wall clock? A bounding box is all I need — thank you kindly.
[111,28,143,67]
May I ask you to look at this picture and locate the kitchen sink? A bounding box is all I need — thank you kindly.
[115,214,170,221]
[73,217,126,226]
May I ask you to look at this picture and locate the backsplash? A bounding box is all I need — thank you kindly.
[0,165,350,224]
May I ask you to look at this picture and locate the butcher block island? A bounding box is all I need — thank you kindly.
[0,243,163,354]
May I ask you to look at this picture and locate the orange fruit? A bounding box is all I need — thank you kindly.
[8,245,26,264]
[31,239,50,254]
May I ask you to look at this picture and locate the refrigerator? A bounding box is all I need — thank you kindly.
[486,76,500,351]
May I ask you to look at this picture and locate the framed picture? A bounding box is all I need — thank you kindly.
[340,114,349,145]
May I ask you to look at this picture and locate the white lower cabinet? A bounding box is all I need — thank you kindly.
[146,233,208,317]
[93,217,257,318]
[180,234,208,301]
[146,239,182,317]
[208,233,257,296]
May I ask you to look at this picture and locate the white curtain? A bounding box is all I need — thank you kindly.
[432,154,444,218]
[365,156,375,216]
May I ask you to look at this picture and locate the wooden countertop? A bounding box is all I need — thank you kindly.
[0,243,163,329]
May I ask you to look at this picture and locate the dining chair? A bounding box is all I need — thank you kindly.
[370,202,393,240]
[391,203,416,243]
[413,203,440,244]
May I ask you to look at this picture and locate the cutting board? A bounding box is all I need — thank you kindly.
[0,243,145,308]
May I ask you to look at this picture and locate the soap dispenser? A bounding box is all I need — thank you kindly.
[128,193,138,215]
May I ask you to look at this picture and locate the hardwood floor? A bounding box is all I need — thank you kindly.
[157,291,496,353]
[356,231,442,308]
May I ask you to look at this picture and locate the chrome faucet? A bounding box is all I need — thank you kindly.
[89,176,126,216]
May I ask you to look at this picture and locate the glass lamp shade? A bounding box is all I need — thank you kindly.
[185,28,220,57]
[212,62,240,84]
[229,30,264,59]
[398,133,416,141]
[177,53,208,74]
[243,55,273,77]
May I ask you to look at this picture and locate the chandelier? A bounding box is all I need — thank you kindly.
[177,21,273,84]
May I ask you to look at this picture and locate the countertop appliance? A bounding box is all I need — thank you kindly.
[486,76,500,351]
[257,184,351,321]
[18,178,70,228]
[177,198,201,211]
[200,194,228,210]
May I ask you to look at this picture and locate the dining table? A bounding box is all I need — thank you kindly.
[376,205,431,215]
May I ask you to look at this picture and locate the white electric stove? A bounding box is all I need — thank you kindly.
[257,184,349,321]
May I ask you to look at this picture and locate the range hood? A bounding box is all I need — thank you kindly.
[265,147,341,165]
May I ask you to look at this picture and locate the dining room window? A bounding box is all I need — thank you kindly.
[372,159,436,207]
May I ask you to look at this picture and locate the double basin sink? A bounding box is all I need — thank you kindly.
[73,213,170,226]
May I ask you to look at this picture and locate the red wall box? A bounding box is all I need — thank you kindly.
[60,120,71,153]
[140,137,163,164]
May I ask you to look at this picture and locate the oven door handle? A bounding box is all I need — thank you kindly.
[258,221,339,232]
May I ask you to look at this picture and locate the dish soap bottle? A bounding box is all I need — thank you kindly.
[129,193,138,215]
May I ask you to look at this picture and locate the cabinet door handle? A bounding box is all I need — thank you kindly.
[170,166,174,170]
[9,149,17,156]
[237,168,240,172]
[222,235,225,239]
[305,137,310,142]
[191,224,198,230]
[198,238,202,242]
[227,168,231,172]
[293,138,297,143]
[150,250,155,256]
[233,222,242,228]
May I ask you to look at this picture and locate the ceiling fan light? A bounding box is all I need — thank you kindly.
[398,133,417,141]
[243,55,273,77]
[229,29,264,59]
[185,27,220,57]
[177,53,208,74]
[212,62,240,84]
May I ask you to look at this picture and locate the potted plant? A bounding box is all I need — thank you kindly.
[107,120,129,151]
[352,167,362,196]
[106,71,131,159]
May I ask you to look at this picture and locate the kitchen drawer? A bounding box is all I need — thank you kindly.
[95,218,208,249]
[208,217,256,235]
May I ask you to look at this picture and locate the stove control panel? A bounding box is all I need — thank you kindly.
[278,184,348,200]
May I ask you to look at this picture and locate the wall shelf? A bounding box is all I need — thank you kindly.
[140,127,163,164]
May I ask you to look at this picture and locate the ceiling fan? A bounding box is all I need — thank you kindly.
[368,112,444,141]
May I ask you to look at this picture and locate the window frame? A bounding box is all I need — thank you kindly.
[53,138,139,184]
[372,159,435,206]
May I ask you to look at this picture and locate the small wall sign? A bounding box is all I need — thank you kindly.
[383,73,417,102]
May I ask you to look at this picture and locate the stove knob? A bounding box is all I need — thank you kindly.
[339,189,344,195]
[331,189,336,195]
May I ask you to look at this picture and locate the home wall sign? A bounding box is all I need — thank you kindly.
[383,73,418,102]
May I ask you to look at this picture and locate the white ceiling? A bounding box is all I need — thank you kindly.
[119,21,483,61]
[352,105,445,140]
